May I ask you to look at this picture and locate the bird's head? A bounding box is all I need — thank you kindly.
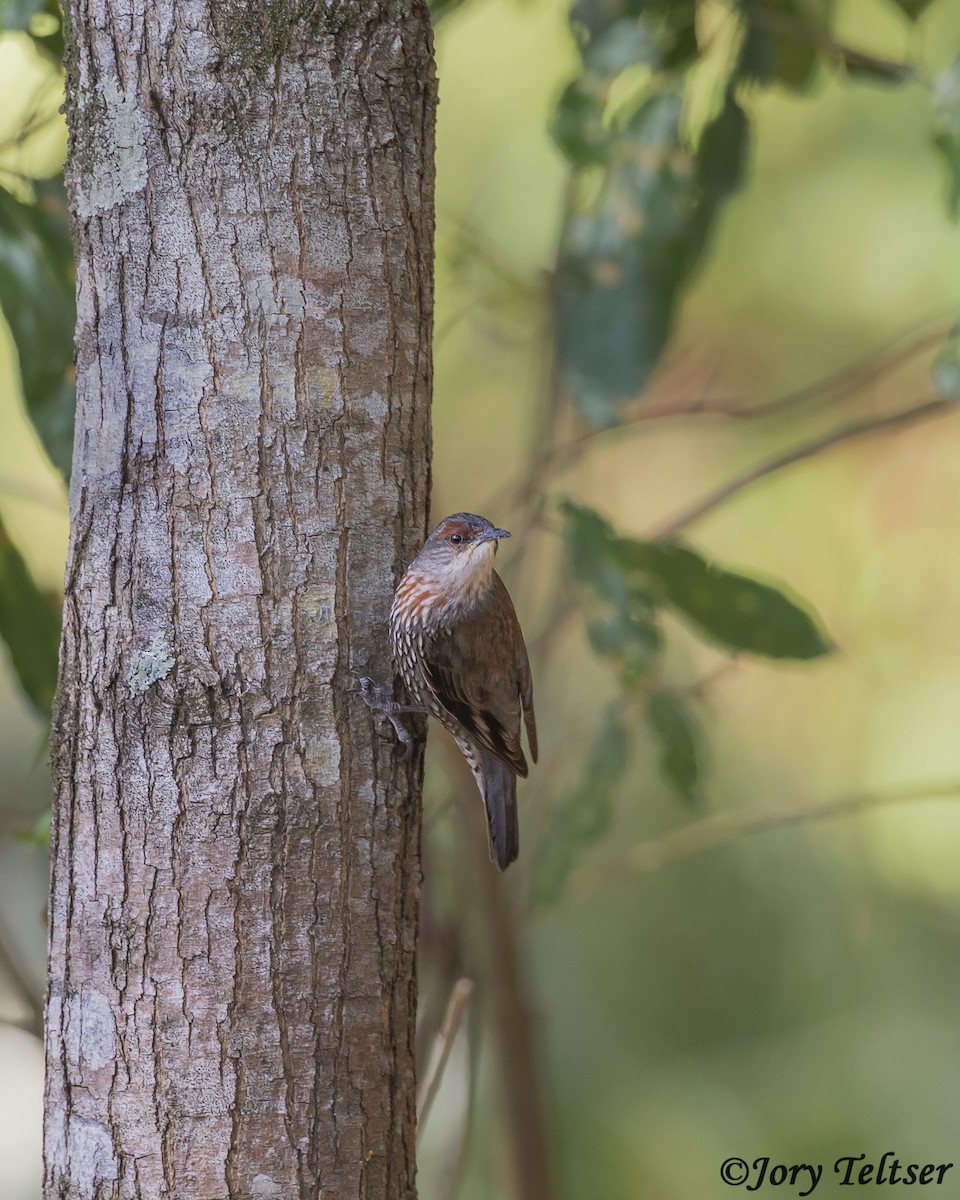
[412,512,511,611]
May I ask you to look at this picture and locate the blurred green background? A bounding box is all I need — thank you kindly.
[3,0,960,1196]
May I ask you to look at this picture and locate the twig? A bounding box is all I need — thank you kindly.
[652,395,957,538]
[417,977,474,1133]
[0,915,43,1039]
[567,779,960,901]
[520,320,953,487]
[436,1000,483,1200]
[746,4,919,85]
[0,473,65,510]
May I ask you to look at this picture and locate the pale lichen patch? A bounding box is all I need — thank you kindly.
[75,78,148,217]
[127,632,175,694]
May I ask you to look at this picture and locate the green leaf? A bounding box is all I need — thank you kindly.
[0,515,61,715]
[27,0,65,60]
[0,0,45,30]
[736,0,819,92]
[581,18,661,75]
[887,0,938,20]
[561,499,631,605]
[533,708,629,905]
[0,182,75,478]
[647,689,701,804]
[931,325,960,399]
[556,88,749,422]
[551,78,611,168]
[617,538,834,660]
[587,611,662,682]
[934,55,960,221]
[562,500,663,683]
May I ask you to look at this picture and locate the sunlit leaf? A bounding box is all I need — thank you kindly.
[647,689,701,804]
[0,515,61,716]
[0,182,75,479]
[533,707,629,905]
[617,538,834,660]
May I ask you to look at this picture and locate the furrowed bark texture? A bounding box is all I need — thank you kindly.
[45,3,435,1197]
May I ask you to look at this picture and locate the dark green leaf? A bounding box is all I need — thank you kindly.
[428,0,468,21]
[561,499,631,605]
[0,0,45,30]
[551,78,611,168]
[931,325,960,399]
[587,611,662,682]
[27,0,65,60]
[934,55,960,221]
[562,501,663,682]
[0,515,61,715]
[617,538,834,660]
[887,0,938,20]
[533,708,629,905]
[647,689,701,803]
[556,88,749,422]
[581,18,661,75]
[0,182,75,478]
[736,0,819,92]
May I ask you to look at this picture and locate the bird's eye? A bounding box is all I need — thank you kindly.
[449,534,463,545]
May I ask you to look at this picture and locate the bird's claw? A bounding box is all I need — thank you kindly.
[358,675,416,759]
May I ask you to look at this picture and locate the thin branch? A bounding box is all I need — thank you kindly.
[417,977,474,1133]
[567,779,960,902]
[0,76,64,156]
[747,4,920,85]
[0,915,43,1039]
[652,395,957,539]
[0,473,66,510]
[534,323,953,484]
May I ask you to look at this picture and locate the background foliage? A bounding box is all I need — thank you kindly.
[2,0,960,1197]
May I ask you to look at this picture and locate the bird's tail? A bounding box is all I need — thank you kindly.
[478,746,519,870]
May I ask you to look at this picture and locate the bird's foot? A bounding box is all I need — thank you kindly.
[358,676,417,760]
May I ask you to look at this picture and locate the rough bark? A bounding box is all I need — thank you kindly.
[44,2,435,1197]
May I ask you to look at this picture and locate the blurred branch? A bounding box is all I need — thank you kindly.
[418,976,474,1132]
[567,779,960,901]
[0,913,43,1038]
[533,321,953,485]
[0,473,65,509]
[0,76,64,158]
[747,4,919,85]
[653,395,957,538]
[441,735,555,1200]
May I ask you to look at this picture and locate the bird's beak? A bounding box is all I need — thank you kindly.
[482,528,511,543]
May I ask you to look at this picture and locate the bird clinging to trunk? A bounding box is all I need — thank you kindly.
[361,513,537,870]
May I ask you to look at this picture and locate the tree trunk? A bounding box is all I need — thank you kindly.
[44,2,435,1197]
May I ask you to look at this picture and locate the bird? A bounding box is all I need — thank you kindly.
[360,513,537,870]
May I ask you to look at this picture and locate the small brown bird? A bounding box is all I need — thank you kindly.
[361,513,537,869]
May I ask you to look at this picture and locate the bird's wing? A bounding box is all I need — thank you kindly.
[517,626,537,765]
[422,620,529,779]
